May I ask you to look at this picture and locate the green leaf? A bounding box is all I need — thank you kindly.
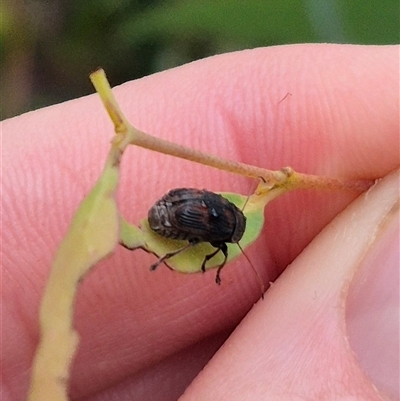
[28,150,120,401]
[120,185,283,274]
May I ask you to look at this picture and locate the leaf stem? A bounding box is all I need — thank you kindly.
[90,68,374,193]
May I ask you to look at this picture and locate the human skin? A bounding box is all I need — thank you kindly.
[2,44,399,401]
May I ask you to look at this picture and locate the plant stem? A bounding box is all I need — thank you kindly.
[128,127,373,192]
[90,68,374,193]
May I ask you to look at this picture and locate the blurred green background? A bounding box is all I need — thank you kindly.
[1,0,399,119]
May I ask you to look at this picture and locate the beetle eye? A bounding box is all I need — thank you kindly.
[210,208,218,217]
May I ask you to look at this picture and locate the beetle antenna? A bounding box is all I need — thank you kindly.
[241,176,266,212]
[237,176,266,300]
[237,242,265,300]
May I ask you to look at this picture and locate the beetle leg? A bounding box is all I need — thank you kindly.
[200,246,221,273]
[215,243,228,285]
[200,243,228,284]
[150,242,195,271]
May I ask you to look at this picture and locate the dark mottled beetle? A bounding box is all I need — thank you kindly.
[148,188,246,284]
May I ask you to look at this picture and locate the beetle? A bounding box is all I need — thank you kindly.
[148,188,246,285]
